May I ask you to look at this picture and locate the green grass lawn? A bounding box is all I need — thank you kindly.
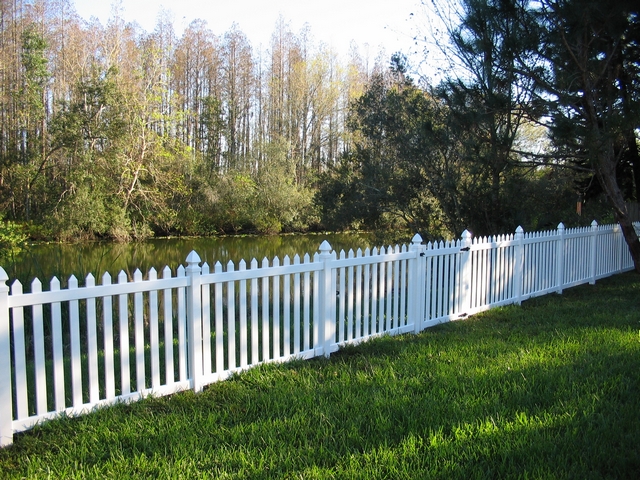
[1,272,639,479]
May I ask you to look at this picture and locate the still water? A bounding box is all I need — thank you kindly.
[1,232,385,286]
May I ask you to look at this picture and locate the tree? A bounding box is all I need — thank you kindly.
[524,0,640,270]
[429,0,543,234]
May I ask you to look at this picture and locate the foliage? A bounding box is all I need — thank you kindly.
[0,219,27,258]
[318,62,582,239]
[203,141,316,235]
[0,3,372,241]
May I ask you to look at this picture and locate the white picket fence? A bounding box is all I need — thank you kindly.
[0,220,637,446]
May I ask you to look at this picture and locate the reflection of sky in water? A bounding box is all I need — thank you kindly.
[2,232,389,286]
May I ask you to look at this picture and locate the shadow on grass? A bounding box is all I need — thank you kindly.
[1,273,639,479]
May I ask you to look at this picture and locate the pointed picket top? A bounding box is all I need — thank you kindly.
[102,272,112,284]
[50,276,60,290]
[11,279,22,294]
[163,265,172,277]
[227,260,235,271]
[31,277,42,290]
[134,269,143,282]
[411,233,423,244]
[214,261,223,273]
[239,259,247,269]
[357,248,363,257]
[348,248,355,258]
[283,255,290,266]
[69,275,78,288]
[250,257,258,269]
[201,263,210,274]
[262,257,270,268]
[304,253,311,263]
[339,249,346,259]
[149,268,158,279]
[293,254,300,264]
[118,270,128,283]
[273,256,280,267]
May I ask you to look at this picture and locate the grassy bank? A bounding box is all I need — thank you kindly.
[1,272,639,479]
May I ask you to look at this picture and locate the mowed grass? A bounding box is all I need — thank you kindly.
[1,273,639,479]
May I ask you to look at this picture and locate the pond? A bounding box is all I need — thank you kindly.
[0,232,390,287]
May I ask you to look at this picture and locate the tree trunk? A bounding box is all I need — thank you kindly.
[595,145,640,273]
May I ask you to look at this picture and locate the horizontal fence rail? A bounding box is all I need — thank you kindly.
[0,220,638,446]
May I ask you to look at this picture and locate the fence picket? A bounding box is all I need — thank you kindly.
[239,260,248,367]
[227,261,236,370]
[30,278,47,415]
[162,266,174,385]
[102,273,115,400]
[282,257,290,358]
[134,270,145,392]
[338,251,346,343]
[355,249,363,339]
[272,257,280,360]
[293,255,301,354]
[363,253,370,337]
[214,262,224,374]
[50,277,65,410]
[118,272,130,396]
[303,254,311,351]
[177,266,187,382]
[68,276,82,408]
[261,258,269,361]
[347,250,355,341]
[201,263,212,376]
[251,259,259,363]
[149,268,160,389]
[85,274,99,404]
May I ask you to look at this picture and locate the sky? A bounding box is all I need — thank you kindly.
[71,0,425,61]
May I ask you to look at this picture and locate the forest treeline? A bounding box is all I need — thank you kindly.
[1,0,639,268]
[0,0,387,241]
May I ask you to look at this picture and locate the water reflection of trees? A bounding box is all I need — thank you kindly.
[4,233,378,286]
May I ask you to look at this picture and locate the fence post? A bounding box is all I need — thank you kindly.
[513,226,525,305]
[589,220,598,284]
[318,241,335,358]
[556,223,565,294]
[458,230,473,315]
[185,251,204,393]
[613,222,623,273]
[409,234,426,333]
[0,267,12,447]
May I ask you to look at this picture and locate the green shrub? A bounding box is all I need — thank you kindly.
[0,218,27,257]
